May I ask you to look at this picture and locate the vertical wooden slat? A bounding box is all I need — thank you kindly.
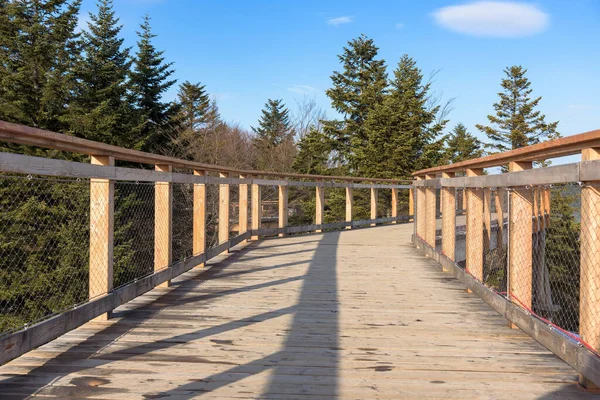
[425,174,436,247]
[370,186,378,227]
[391,187,398,223]
[193,169,206,268]
[251,178,261,240]
[579,148,600,389]
[441,172,456,265]
[89,155,114,321]
[218,172,230,246]
[508,161,533,327]
[315,179,325,233]
[466,168,484,286]
[409,187,414,222]
[278,184,288,237]
[155,164,172,288]
[345,186,353,230]
[239,174,249,236]
[415,177,425,240]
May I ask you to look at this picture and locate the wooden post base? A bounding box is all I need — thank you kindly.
[579,375,600,391]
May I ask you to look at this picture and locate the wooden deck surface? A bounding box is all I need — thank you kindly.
[0,224,596,399]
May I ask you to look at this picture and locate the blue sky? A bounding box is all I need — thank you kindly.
[79,0,600,149]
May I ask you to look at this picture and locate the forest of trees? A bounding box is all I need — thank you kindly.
[0,0,579,335]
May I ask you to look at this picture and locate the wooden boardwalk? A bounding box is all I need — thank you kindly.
[0,224,595,399]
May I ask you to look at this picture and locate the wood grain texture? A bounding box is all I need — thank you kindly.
[345,187,353,230]
[278,185,288,238]
[424,174,437,247]
[441,172,455,262]
[315,181,324,233]
[251,181,261,241]
[370,187,378,227]
[154,164,173,288]
[193,170,206,268]
[218,172,230,247]
[239,175,249,236]
[0,225,593,399]
[466,168,484,282]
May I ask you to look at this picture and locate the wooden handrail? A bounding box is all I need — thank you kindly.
[0,120,410,183]
[412,128,600,176]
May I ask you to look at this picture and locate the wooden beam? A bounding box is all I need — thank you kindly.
[408,187,414,221]
[370,186,378,227]
[193,170,206,268]
[466,168,484,288]
[278,184,288,237]
[345,186,353,230]
[154,164,172,288]
[425,174,437,247]
[251,178,261,240]
[219,172,230,247]
[579,147,600,390]
[315,180,325,233]
[416,177,425,240]
[239,174,249,236]
[508,161,533,328]
[391,188,398,224]
[89,155,114,321]
[441,172,455,266]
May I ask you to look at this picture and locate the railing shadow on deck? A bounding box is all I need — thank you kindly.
[0,230,342,398]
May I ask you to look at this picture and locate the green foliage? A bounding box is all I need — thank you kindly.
[476,66,560,153]
[292,127,332,175]
[444,123,484,164]
[252,99,295,171]
[130,15,178,151]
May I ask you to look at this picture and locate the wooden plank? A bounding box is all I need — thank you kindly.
[391,188,398,224]
[89,156,114,321]
[415,177,425,241]
[579,148,600,389]
[193,170,206,268]
[154,164,172,288]
[315,180,324,233]
[408,187,414,221]
[346,187,353,230]
[425,174,437,247]
[370,187,378,227]
[466,168,484,284]
[278,184,288,238]
[239,174,249,235]
[441,172,455,264]
[218,172,230,247]
[251,179,261,241]
[508,161,533,328]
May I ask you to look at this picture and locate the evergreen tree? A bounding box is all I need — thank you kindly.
[444,123,484,164]
[360,55,446,179]
[175,81,210,132]
[252,99,295,171]
[476,66,559,153]
[323,35,387,171]
[130,14,177,151]
[0,0,81,133]
[292,127,331,175]
[68,0,134,146]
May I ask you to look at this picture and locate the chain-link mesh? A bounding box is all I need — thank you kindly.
[483,188,508,292]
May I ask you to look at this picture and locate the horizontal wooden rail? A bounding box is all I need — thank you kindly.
[0,120,409,184]
[412,128,600,176]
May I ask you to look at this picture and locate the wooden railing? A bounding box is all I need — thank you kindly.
[0,120,412,365]
[412,129,600,389]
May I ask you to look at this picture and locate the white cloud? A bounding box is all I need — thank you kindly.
[327,16,354,27]
[288,85,320,95]
[395,23,405,29]
[432,1,549,37]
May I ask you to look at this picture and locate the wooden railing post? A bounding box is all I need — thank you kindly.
[155,164,172,288]
[193,169,206,267]
[409,187,414,222]
[370,186,378,227]
[579,148,600,389]
[345,186,353,229]
[465,168,484,288]
[251,178,261,240]
[89,155,114,320]
[425,174,436,247]
[316,179,324,233]
[415,176,425,241]
[441,172,455,268]
[507,161,533,327]
[219,172,230,246]
[239,174,249,236]
[278,183,288,237]
[391,187,398,223]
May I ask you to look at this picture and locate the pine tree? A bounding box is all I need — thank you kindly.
[252,99,295,171]
[360,55,446,179]
[476,66,559,153]
[68,0,134,147]
[0,0,81,133]
[175,81,210,132]
[130,14,177,151]
[444,123,484,164]
[323,35,387,171]
[293,127,331,175]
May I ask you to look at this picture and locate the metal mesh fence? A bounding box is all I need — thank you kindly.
[483,188,508,292]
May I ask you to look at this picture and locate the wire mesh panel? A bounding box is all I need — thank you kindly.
[288,185,313,227]
[172,182,193,263]
[435,188,442,252]
[454,185,467,268]
[483,188,508,292]
[325,187,345,224]
[206,183,219,249]
[0,175,90,337]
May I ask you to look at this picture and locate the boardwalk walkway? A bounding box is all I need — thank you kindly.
[0,224,595,399]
